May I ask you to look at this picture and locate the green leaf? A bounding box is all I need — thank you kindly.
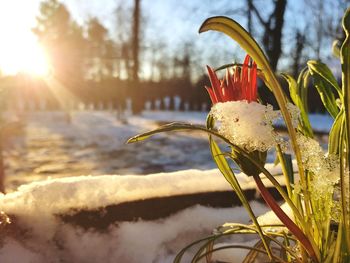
[127,122,307,240]
[341,8,350,178]
[313,76,340,118]
[126,122,209,144]
[208,136,273,260]
[281,73,313,137]
[199,17,271,79]
[283,153,294,185]
[127,122,304,226]
[307,60,342,97]
[206,114,215,130]
[340,8,350,253]
[328,109,344,155]
[297,67,310,117]
[307,60,342,119]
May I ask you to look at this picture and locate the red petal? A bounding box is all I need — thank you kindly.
[225,69,234,101]
[205,86,218,104]
[233,67,241,100]
[241,55,250,101]
[250,61,258,102]
[206,66,223,102]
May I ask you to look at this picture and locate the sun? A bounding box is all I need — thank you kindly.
[17,43,51,77]
[0,39,50,77]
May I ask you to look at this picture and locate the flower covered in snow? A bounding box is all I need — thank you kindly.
[205,55,282,152]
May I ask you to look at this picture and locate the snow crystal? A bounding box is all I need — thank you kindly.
[286,102,300,128]
[210,101,282,152]
[296,133,340,191]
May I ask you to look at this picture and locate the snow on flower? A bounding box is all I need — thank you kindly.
[210,101,282,152]
[205,55,284,152]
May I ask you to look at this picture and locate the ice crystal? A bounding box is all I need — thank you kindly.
[210,101,282,152]
[286,103,300,128]
[296,134,340,188]
[296,133,340,222]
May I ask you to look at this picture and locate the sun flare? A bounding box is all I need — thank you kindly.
[15,43,50,77]
[0,40,50,77]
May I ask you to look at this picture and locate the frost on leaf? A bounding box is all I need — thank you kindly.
[296,133,340,221]
[286,103,300,129]
[210,101,282,152]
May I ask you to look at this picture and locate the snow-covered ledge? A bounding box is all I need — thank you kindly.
[0,166,286,263]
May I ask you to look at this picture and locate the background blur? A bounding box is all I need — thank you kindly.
[0,0,348,191]
[0,0,348,113]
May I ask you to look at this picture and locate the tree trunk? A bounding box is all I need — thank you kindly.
[292,31,305,78]
[264,0,287,71]
[131,0,143,114]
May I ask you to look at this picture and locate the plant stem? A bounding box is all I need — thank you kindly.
[276,145,293,198]
[252,173,319,262]
[341,7,350,255]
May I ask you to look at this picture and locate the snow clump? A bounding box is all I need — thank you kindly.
[210,101,282,152]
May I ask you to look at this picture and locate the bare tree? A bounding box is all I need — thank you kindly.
[131,0,143,114]
[250,0,287,70]
[304,0,348,60]
[292,30,306,77]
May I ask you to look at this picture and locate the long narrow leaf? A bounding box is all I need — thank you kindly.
[281,73,313,137]
[340,7,350,254]
[307,60,342,97]
[127,123,304,226]
[328,109,344,155]
[312,77,339,118]
[297,67,310,114]
[198,16,311,224]
[208,135,273,259]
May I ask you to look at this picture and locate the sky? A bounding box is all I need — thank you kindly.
[0,0,344,76]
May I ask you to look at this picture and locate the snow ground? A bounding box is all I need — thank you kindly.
[4,111,214,190]
[0,168,285,263]
[3,110,333,191]
[0,110,333,262]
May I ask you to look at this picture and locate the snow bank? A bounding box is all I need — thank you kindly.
[0,168,284,263]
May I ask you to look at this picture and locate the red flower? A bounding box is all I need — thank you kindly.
[205,55,257,104]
